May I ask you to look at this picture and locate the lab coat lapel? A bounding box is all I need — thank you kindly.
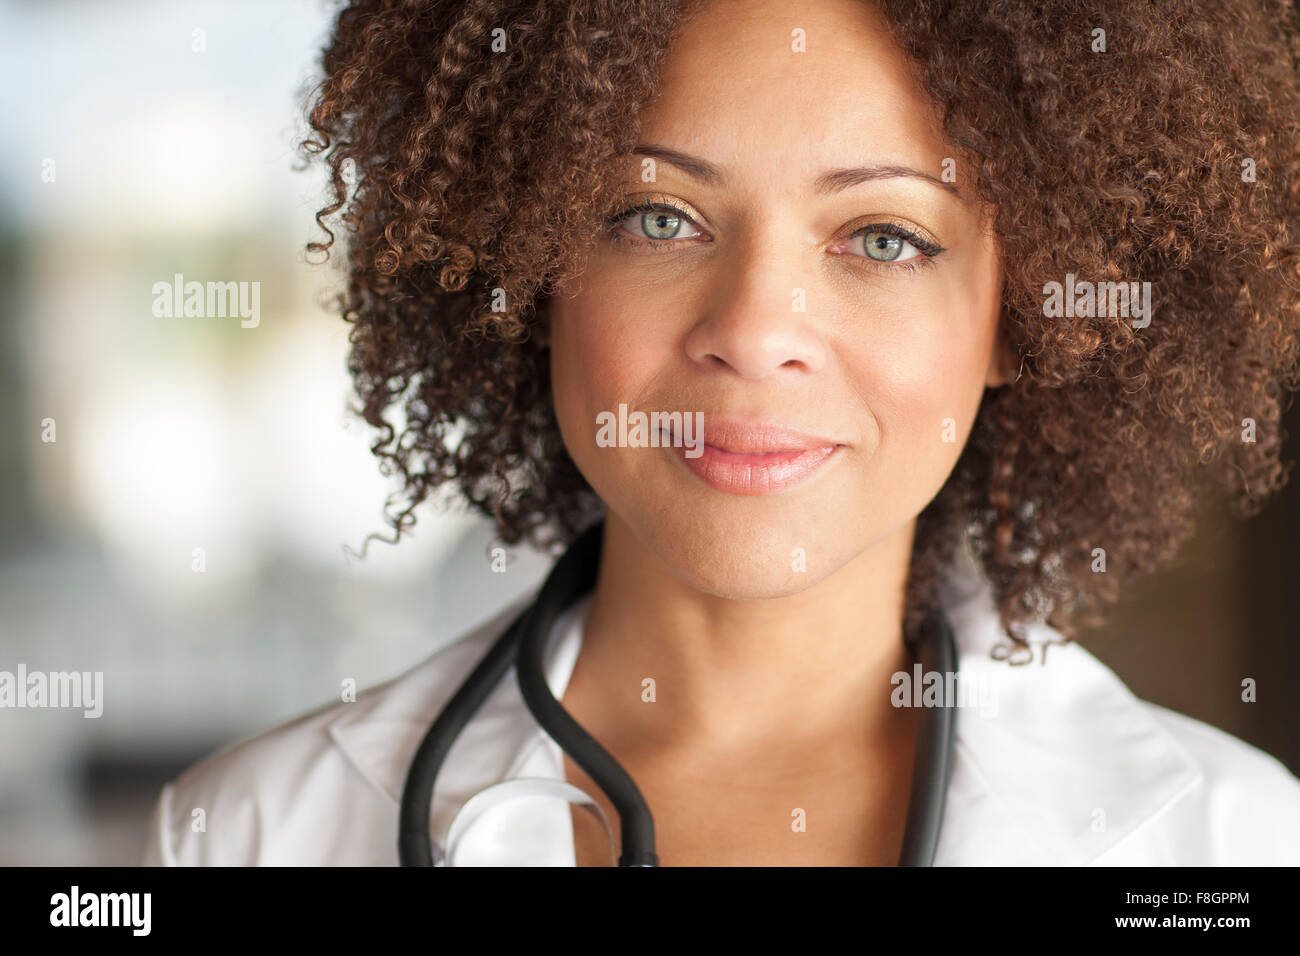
[934,565,1200,865]
[325,593,545,838]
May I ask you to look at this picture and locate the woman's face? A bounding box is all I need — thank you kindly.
[548,0,1006,598]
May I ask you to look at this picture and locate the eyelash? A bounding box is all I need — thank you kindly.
[604,202,945,273]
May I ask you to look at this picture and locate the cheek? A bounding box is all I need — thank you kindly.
[548,279,670,471]
[846,258,1000,480]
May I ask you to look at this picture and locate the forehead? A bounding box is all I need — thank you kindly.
[635,0,947,187]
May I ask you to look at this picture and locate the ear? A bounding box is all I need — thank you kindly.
[534,295,552,348]
[984,326,1015,388]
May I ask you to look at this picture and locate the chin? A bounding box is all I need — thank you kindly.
[624,503,859,601]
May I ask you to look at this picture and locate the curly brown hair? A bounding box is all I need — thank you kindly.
[299,0,1300,648]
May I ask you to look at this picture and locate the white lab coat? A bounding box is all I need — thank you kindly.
[140,564,1300,865]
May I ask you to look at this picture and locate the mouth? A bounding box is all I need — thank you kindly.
[663,418,845,496]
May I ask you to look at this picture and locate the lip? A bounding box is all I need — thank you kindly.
[664,417,845,496]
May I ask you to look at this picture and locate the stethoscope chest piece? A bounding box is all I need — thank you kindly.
[436,776,617,867]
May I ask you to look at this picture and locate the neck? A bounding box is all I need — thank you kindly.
[572,511,918,763]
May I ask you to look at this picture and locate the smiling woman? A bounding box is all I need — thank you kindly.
[142,0,1300,867]
[538,0,1007,865]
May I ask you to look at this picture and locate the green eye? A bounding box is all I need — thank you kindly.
[862,231,905,261]
[641,209,683,240]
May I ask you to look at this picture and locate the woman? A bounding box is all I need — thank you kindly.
[143,0,1300,865]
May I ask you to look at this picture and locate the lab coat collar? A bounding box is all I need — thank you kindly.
[928,565,1199,864]
[327,563,1200,865]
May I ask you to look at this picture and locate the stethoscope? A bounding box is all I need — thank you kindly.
[398,520,958,866]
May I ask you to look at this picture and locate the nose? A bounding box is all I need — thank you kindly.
[682,231,830,380]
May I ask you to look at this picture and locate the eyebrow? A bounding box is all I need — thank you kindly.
[632,143,960,198]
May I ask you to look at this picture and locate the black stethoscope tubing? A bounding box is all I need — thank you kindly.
[399,520,957,866]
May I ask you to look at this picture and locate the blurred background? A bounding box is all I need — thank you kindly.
[0,0,1296,865]
[0,0,556,865]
